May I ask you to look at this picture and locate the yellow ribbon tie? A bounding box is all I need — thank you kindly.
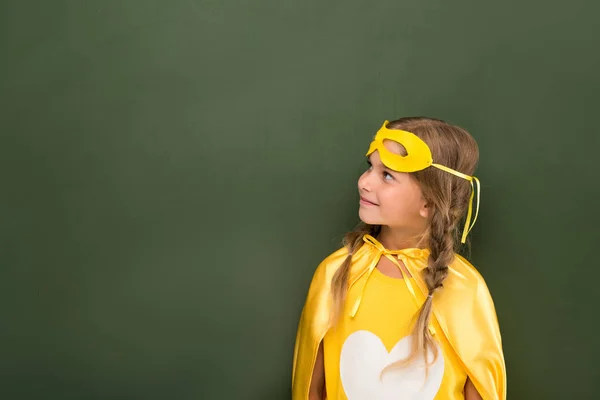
[431,164,481,244]
[350,235,423,318]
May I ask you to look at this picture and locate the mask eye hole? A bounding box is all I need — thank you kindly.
[382,139,408,157]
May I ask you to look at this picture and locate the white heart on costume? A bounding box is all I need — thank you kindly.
[340,330,444,400]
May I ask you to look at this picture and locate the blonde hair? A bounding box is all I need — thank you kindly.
[331,116,479,368]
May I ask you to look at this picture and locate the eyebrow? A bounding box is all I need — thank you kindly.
[366,156,397,174]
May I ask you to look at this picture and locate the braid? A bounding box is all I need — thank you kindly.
[331,223,379,325]
[419,208,456,361]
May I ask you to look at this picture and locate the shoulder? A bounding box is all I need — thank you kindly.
[299,246,350,327]
[450,253,488,284]
[442,253,495,299]
[308,246,350,290]
[306,243,375,298]
[318,246,350,271]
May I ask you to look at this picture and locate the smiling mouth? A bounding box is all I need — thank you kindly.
[360,197,378,206]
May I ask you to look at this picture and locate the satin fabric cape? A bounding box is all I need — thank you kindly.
[292,239,506,400]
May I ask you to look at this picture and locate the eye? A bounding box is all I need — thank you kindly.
[383,171,394,181]
[366,160,373,170]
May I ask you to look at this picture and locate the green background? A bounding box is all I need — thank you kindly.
[1,1,599,399]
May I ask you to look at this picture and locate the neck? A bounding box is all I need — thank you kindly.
[377,225,428,250]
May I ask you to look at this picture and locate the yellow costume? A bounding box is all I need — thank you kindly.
[322,242,468,399]
[292,236,506,399]
[292,121,505,399]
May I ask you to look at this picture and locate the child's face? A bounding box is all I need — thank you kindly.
[357,142,430,236]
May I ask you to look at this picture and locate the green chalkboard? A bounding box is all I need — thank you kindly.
[1,1,599,399]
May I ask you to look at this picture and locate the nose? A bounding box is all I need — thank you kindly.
[358,170,373,192]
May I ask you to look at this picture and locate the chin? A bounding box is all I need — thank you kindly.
[358,209,382,226]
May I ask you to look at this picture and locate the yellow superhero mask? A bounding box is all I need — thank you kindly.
[366,120,481,243]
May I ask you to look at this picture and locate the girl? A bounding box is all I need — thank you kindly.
[292,117,506,400]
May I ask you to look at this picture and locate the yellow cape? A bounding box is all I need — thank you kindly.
[292,237,506,399]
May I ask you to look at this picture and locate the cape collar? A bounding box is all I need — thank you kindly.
[347,234,431,318]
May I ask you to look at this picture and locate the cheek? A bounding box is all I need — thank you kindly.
[378,189,401,213]
[380,187,420,217]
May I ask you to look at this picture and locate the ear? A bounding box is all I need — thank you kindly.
[419,199,431,219]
